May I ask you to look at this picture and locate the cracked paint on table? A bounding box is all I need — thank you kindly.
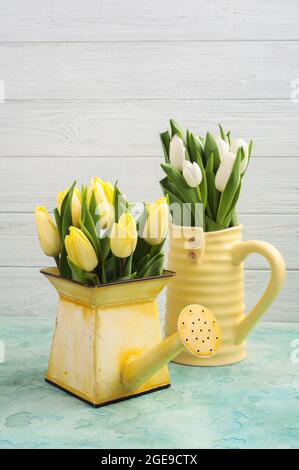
[0,316,299,449]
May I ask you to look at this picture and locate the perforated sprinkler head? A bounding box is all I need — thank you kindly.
[178,304,222,357]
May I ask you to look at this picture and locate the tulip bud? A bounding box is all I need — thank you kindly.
[110,213,137,258]
[56,189,68,214]
[143,197,169,246]
[65,227,98,272]
[35,206,61,257]
[87,177,114,229]
[56,187,82,228]
[183,161,202,188]
[214,135,230,161]
[230,138,248,174]
[169,135,185,171]
[215,152,236,192]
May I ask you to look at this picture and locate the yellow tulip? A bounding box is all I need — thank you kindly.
[87,177,114,229]
[56,187,82,228]
[143,197,169,246]
[110,213,137,258]
[35,206,61,257]
[65,227,98,272]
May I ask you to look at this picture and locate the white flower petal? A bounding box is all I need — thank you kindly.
[230,138,249,174]
[215,152,236,192]
[169,135,185,171]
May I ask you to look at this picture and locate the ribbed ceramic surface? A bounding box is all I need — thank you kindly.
[165,224,246,365]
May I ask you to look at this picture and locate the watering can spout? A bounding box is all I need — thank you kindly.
[123,305,222,391]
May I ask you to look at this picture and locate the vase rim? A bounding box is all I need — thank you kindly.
[40,267,175,289]
[169,222,243,236]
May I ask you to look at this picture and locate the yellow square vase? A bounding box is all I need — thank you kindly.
[42,268,175,407]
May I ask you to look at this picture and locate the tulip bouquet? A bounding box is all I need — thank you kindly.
[160,120,253,231]
[35,178,169,285]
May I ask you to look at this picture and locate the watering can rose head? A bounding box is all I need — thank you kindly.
[160,119,253,232]
[35,181,169,286]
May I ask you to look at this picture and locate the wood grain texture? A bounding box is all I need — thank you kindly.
[0,267,296,321]
[0,0,298,323]
[0,157,298,213]
[0,101,299,157]
[0,213,296,269]
[0,0,299,41]
[0,42,298,100]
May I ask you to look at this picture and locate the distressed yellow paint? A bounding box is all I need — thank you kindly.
[165,224,285,366]
[43,268,174,406]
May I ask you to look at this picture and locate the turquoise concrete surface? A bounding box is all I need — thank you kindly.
[0,317,298,449]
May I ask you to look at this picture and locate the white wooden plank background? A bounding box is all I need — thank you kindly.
[0,101,298,157]
[0,157,298,213]
[0,0,299,41]
[0,1,298,320]
[0,42,298,100]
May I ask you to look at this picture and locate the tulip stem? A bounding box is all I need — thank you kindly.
[119,257,125,276]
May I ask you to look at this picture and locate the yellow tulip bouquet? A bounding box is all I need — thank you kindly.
[160,119,253,232]
[35,179,169,285]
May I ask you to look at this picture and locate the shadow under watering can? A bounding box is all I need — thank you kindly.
[42,268,222,407]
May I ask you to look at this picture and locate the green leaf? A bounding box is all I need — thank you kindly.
[160,131,171,163]
[143,253,165,278]
[123,253,133,277]
[218,123,227,142]
[104,255,115,282]
[189,133,208,207]
[222,182,241,228]
[205,216,224,232]
[100,233,111,261]
[80,209,106,283]
[170,119,184,140]
[226,131,231,145]
[216,149,241,226]
[53,208,62,240]
[113,182,127,223]
[161,163,199,204]
[248,139,253,158]
[80,186,88,226]
[59,181,76,279]
[204,132,221,171]
[137,252,165,278]
[133,236,151,267]
[205,153,220,220]
[89,191,99,225]
[111,273,137,283]
[67,257,99,285]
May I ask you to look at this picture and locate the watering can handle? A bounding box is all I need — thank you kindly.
[230,240,286,344]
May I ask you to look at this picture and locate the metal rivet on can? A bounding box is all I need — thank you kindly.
[188,250,198,262]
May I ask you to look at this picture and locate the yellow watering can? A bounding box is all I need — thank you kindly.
[165,224,286,366]
[42,268,222,407]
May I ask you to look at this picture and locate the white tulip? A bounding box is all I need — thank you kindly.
[169,135,185,171]
[230,138,248,174]
[214,135,230,161]
[183,161,202,188]
[215,152,236,192]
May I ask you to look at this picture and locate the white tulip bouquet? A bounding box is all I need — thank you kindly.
[35,178,169,285]
[160,120,253,231]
